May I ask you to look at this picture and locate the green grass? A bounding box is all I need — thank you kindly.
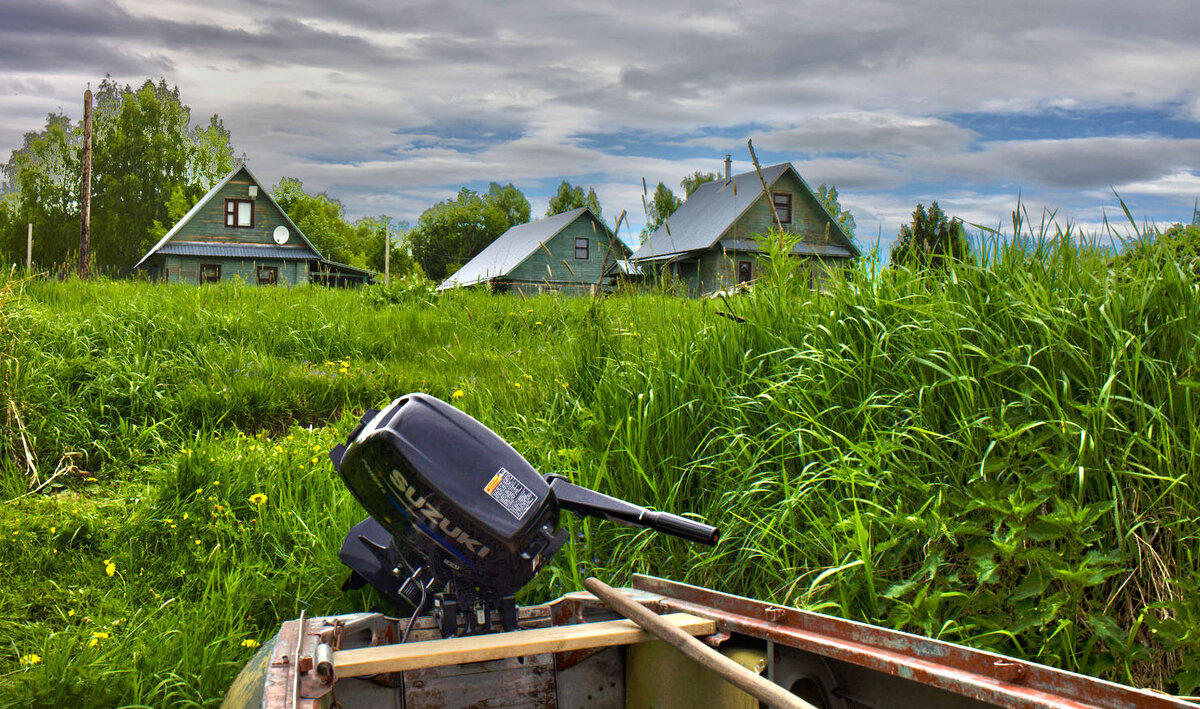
[2,223,1199,705]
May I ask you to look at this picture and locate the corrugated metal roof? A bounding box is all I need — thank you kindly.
[156,242,318,260]
[630,163,860,261]
[440,208,624,289]
[134,164,324,268]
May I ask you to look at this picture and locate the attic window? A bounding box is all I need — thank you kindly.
[225,199,254,228]
[574,237,589,260]
[772,192,792,225]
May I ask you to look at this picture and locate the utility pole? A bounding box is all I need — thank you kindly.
[384,222,391,286]
[78,87,93,279]
[26,223,32,270]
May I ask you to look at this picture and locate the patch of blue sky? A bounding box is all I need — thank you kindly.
[948,105,1199,142]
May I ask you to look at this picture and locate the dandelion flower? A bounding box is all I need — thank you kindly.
[240,638,260,649]
[182,513,189,520]
[452,389,465,400]
[195,488,203,495]
[104,560,116,577]
[195,539,202,545]
[68,609,75,617]
[249,493,267,506]
[311,456,318,464]
[50,526,56,534]
[19,654,41,666]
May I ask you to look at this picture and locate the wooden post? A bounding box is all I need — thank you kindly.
[384,222,390,286]
[26,223,32,270]
[78,88,93,279]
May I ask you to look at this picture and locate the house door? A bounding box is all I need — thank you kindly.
[738,260,752,283]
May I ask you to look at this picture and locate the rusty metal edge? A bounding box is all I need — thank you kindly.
[632,574,1194,709]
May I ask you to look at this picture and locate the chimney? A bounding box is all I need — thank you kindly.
[724,154,732,183]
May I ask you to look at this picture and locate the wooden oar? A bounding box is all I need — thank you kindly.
[583,576,817,709]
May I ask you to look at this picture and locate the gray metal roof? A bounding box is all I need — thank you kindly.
[155,242,319,260]
[630,163,860,261]
[440,208,621,289]
[134,163,324,269]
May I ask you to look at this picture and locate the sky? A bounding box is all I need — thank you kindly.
[2,0,1199,254]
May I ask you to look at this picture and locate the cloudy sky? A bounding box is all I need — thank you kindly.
[2,0,1198,253]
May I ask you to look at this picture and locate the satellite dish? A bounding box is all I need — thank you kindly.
[273,225,289,245]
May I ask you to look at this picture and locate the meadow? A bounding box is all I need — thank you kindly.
[1,227,1198,707]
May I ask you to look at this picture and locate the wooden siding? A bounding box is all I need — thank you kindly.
[722,171,841,248]
[505,214,625,287]
[180,167,307,250]
[155,254,309,286]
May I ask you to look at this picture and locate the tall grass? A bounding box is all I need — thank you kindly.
[1,220,1198,705]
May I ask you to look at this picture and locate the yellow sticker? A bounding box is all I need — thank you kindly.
[484,471,504,494]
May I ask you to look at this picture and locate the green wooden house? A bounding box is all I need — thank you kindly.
[438,207,631,295]
[630,160,860,296]
[134,164,371,286]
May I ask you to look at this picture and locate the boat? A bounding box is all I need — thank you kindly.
[222,393,1197,707]
[221,572,1194,708]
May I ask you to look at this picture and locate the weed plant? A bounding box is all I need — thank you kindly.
[1,217,1198,704]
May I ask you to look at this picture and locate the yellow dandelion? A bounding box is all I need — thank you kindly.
[68,609,75,617]
[182,513,189,520]
[194,539,202,545]
[452,389,465,400]
[104,560,116,577]
[50,526,56,534]
[311,456,318,464]
[249,493,267,506]
[85,477,98,482]
[514,382,521,388]
[240,638,260,649]
[213,480,220,486]
[19,654,41,666]
[195,487,203,495]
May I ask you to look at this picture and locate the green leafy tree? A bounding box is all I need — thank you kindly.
[359,216,414,276]
[816,184,856,240]
[680,170,717,198]
[272,177,363,266]
[409,183,532,281]
[889,201,969,269]
[642,182,682,237]
[410,188,511,281]
[486,182,531,230]
[546,180,602,219]
[1,113,79,266]
[1,77,237,270]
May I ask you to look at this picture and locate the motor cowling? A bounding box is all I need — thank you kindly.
[331,393,568,599]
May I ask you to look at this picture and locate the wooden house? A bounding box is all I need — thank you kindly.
[630,160,859,296]
[134,164,371,286]
[439,207,631,295]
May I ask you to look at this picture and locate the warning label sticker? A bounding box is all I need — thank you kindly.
[484,468,538,520]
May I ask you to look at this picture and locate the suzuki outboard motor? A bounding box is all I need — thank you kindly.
[330,393,719,637]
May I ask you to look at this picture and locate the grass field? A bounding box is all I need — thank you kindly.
[2,227,1199,706]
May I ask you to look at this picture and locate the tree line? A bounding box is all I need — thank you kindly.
[3,77,883,281]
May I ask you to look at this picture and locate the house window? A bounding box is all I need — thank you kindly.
[257,266,278,285]
[574,237,589,260]
[225,199,254,228]
[199,264,221,283]
[738,261,752,283]
[772,192,792,225]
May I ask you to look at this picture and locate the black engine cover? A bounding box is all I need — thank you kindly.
[333,394,566,597]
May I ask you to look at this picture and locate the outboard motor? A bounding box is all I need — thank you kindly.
[330,393,719,638]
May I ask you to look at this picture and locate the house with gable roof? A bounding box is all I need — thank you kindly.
[439,207,631,295]
[630,158,860,296]
[134,164,372,287]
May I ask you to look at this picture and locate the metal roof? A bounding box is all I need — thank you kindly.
[439,208,627,289]
[630,163,860,261]
[155,242,318,260]
[134,164,324,269]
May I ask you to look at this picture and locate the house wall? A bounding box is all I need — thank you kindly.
[723,171,841,248]
[506,214,628,287]
[157,254,309,286]
[179,168,297,246]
